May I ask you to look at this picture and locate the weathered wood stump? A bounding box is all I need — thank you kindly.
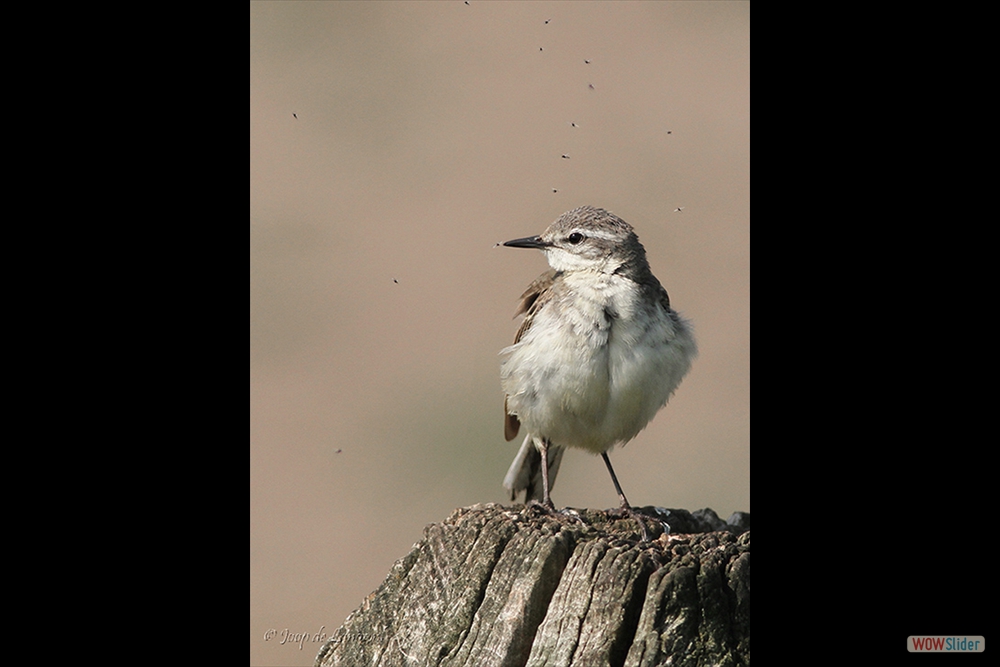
[316,503,750,667]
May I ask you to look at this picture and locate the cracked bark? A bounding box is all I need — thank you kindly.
[315,503,750,667]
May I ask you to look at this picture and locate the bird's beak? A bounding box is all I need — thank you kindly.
[503,235,549,249]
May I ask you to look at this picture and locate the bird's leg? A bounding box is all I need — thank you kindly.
[516,437,589,530]
[602,452,651,541]
[602,451,631,508]
[539,438,556,510]
[524,438,586,527]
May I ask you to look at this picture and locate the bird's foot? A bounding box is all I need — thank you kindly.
[608,504,661,542]
[523,500,586,527]
[526,498,556,512]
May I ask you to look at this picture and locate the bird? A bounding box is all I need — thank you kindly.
[500,206,696,521]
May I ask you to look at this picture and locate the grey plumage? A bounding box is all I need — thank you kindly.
[500,206,696,506]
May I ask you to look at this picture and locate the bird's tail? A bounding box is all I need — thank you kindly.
[503,435,565,503]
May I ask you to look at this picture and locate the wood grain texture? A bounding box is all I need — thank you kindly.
[315,504,749,667]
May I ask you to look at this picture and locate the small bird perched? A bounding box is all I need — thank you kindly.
[500,206,696,516]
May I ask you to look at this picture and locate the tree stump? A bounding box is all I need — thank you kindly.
[315,503,750,667]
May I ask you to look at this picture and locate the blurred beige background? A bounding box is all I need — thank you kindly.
[250,2,748,664]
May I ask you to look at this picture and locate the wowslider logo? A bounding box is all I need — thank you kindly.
[908,636,984,652]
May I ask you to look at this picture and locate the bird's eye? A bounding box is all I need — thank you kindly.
[567,233,584,244]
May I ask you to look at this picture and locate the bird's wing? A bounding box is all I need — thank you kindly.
[657,283,671,311]
[505,270,560,441]
[513,269,559,343]
[504,396,520,441]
